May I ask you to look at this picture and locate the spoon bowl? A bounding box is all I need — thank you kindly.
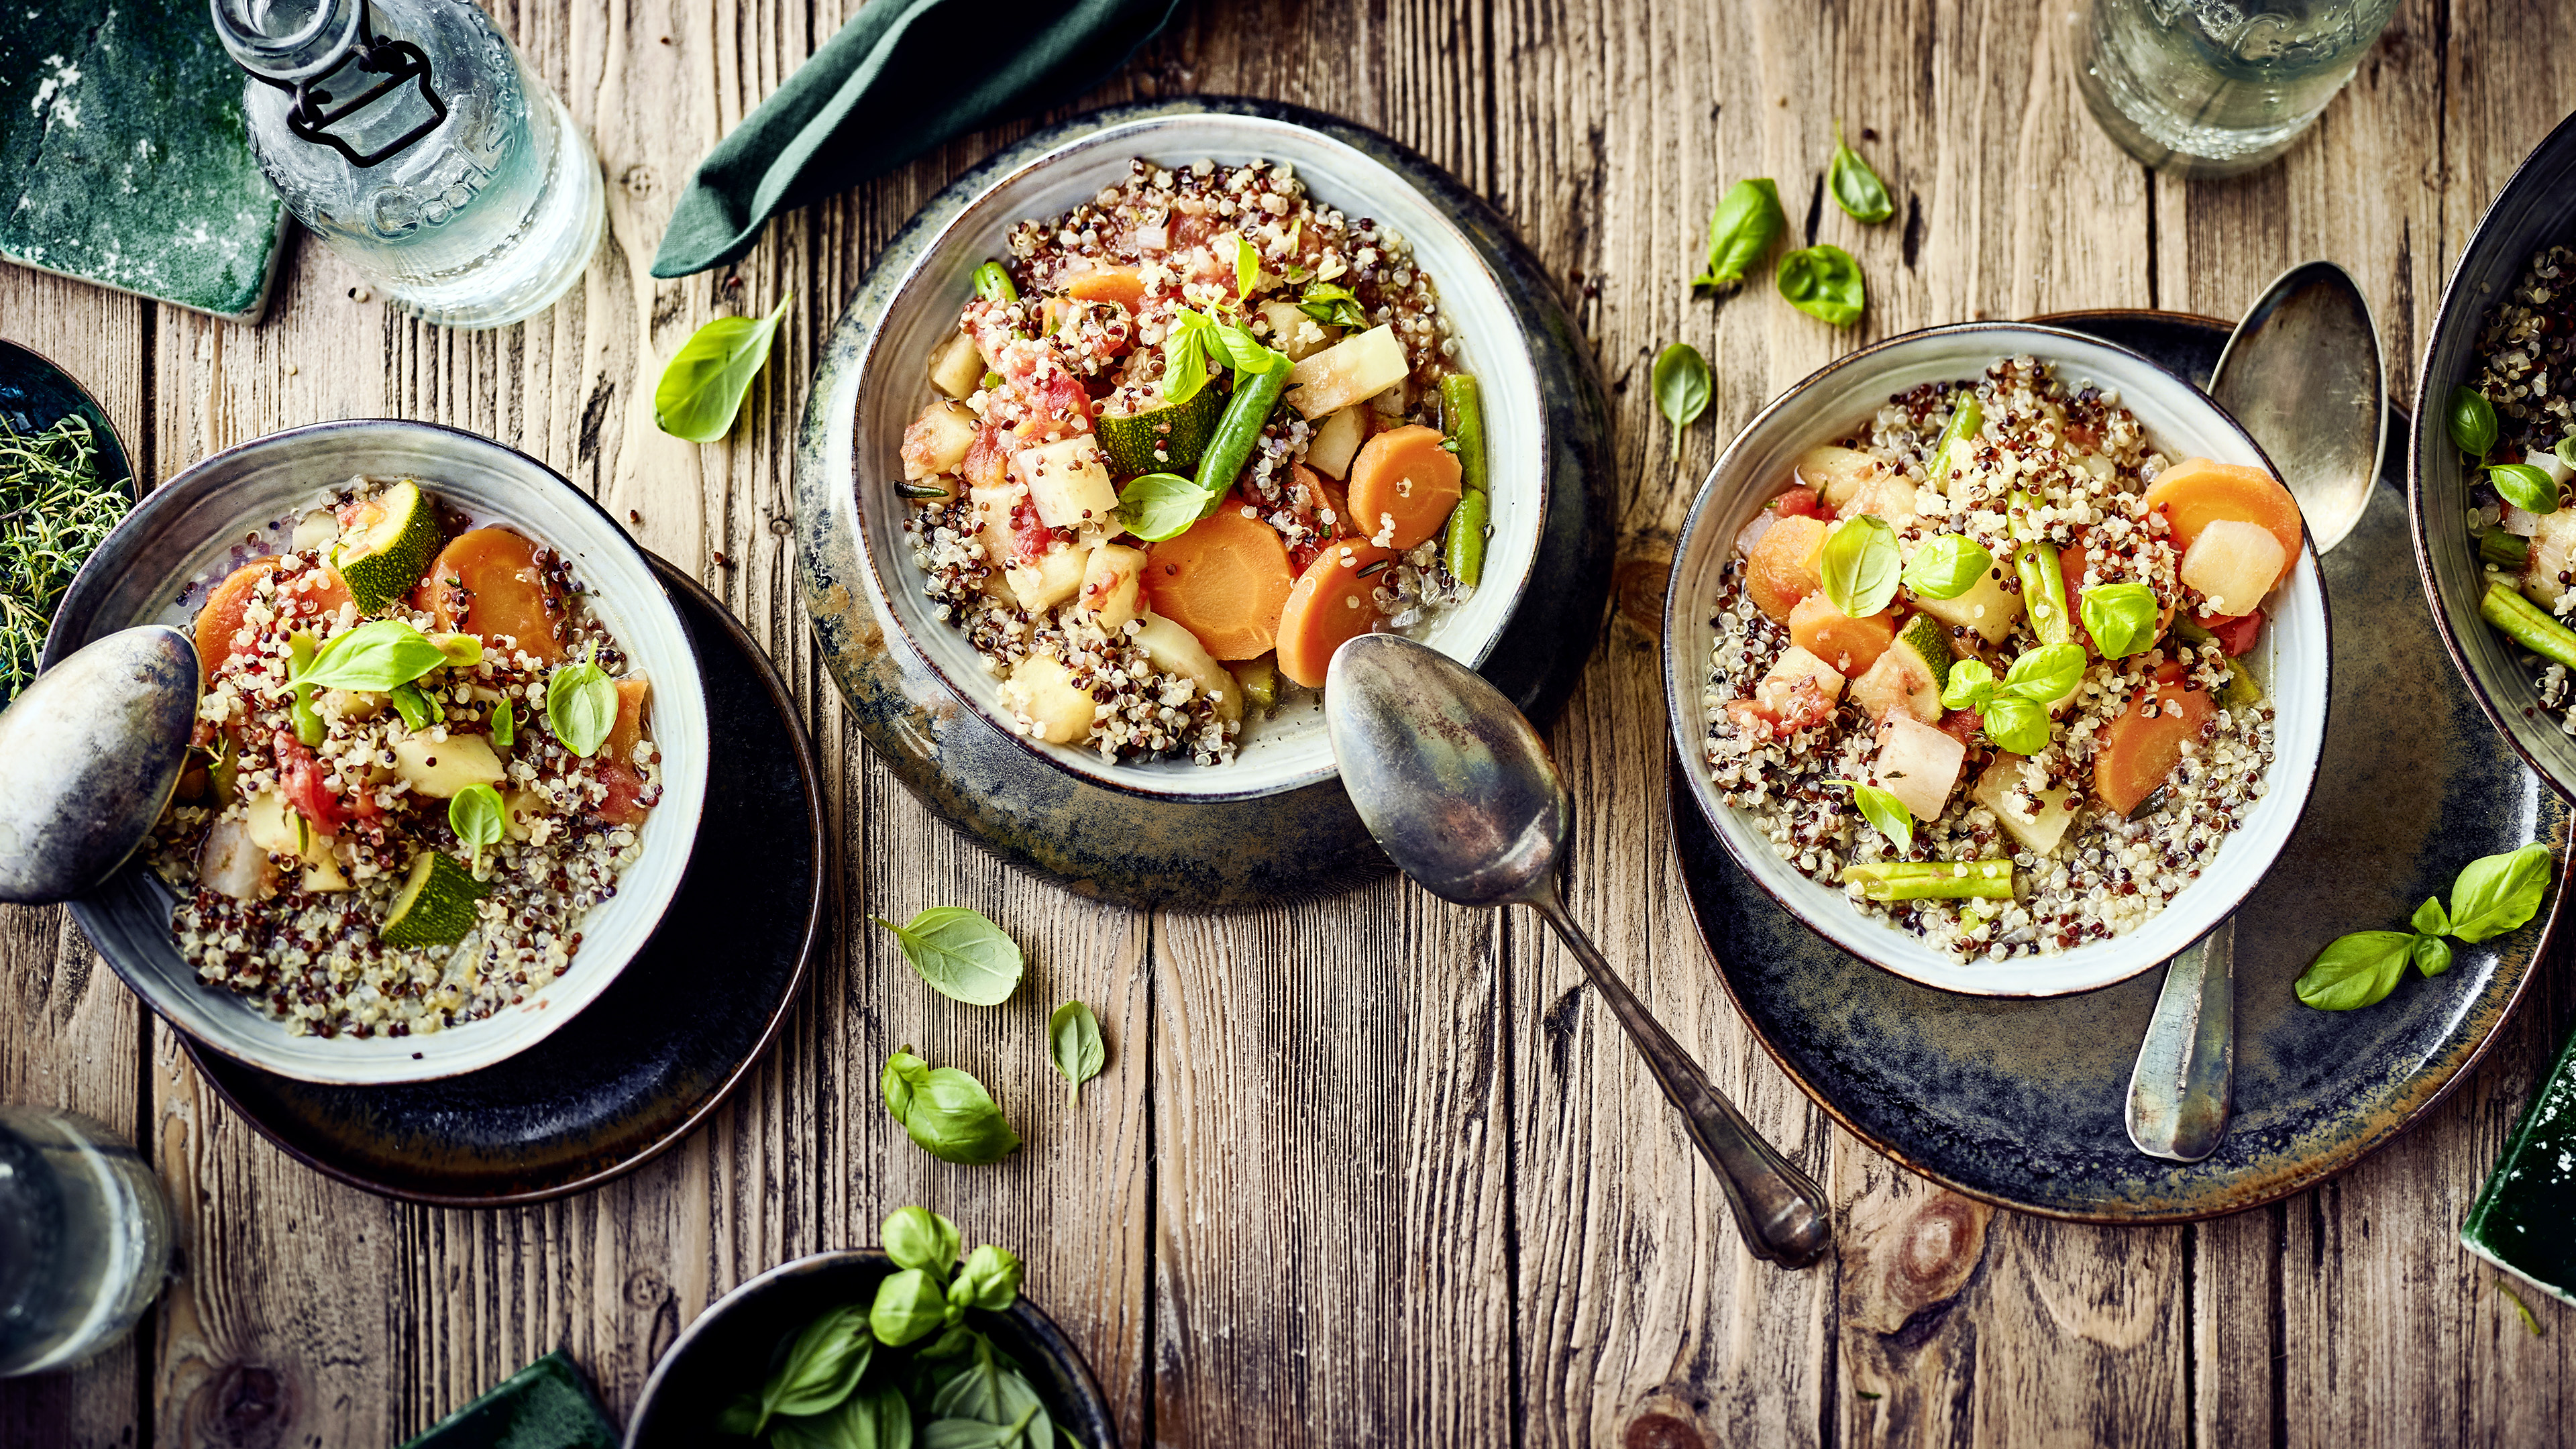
[0,626,199,904]
[2210,260,2385,553]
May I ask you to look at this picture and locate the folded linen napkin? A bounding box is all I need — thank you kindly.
[650,0,1182,278]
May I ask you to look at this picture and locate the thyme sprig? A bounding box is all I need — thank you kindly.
[0,413,128,704]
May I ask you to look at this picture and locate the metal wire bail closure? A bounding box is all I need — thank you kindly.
[247,0,447,168]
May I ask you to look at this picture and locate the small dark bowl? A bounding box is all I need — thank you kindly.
[0,337,135,501]
[625,1250,1118,1448]
[2412,106,2576,800]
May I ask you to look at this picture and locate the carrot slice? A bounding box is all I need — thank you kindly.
[415,527,566,662]
[2139,458,2304,589]
[1065,266,1146,311]
[1343,424,1462,551]
[2093,661,2216,815]
[193,556,352,685]
[1275,541,1395,688]
[603,676,652,763]
[1746,514,1830,622]
[1788,593,1896,676]
[1144,508,1298,661]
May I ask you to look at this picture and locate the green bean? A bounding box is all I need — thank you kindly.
[287,632,325,747]
[2016,541,2072,646]
[972,261,1018,305]
[2482,580,2576,670]
[1440,374,1489,496]
[1841,859,2014,902]
[1443,488,1489,588]
[1193,360,1292,506]
[1931,389,1981,480]
[2482,529,2533,570]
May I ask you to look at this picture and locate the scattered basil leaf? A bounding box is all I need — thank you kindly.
[2001,642,2086,705]
[1296,282,1370,330]
[1048,1000,1106,1107]
[300,618,449,692]
[2448,843,2554,943]
[1827,779,1915,855]
[870,1267,950,1347]
[1902,533,1994,600]
[2078,582,2161,659]
[2410,932,2453,977]
[1695,179,1787,293]
[871,908,1024,1006]
[389,681,439,731]
[2491,462,2559,515]
[1939,658,1998,713]
[1160,309,1214,407]
[883,1048,1022,1164]
[1818,515,1900,619]
[951,1244,1024,1312]
[1776,244,1866,327]
[449,784,505,875]
[2295,930,2414,1010]
[1116,472,1210,543]
[2449,385,2499,458]
[757,1302,875,1430]
[883,1205,963,1285]
[654,291,794,443]
[1828,121,1895,225]
[2410,895,2451,936]
[1231,233,1260,301]
[545,653,618,758]
[1652,343,1713,460]
[1981,693,2049,755]
[490,698,515,749]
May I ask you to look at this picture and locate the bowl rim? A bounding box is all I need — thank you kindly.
[49,415,712,1083]
[2406,103,2576,806]
[1660,319,2331,997]
[835,101,1548,804]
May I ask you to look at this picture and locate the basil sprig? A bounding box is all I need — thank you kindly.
[1940,643,2084,755]
[1901,533,1993,601]
[389,681,441,731]
[883,1047,1021,1164]
[299,618,449,692]
[1048,1000,1106,1107]
[871,907,1024,1006]
[1828,121,1894,225]
[1161,307,1217,407]
[2490,462,2560,516]
[449,784,504,875]
[2296,844,2553,1010]
[1296,282,1369,330]
[1693,178,1786,293]
[2449,385,2500,458]
[653,292,793,443]
[1818,515,1900,619]
[1652,343,1712,461]
[1777,244,1866,327]
[753,1303,877,1434]
[545,649,618,758]
[2078,581,2162,658]
[1825,778,1913,855]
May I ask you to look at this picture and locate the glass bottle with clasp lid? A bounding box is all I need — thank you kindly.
[210,0,604,328]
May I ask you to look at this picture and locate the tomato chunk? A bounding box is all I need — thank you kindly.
[2194,608,2263,657]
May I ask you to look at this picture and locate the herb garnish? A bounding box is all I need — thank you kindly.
[1901,534,1993,601]
[1825,779,1914,855]
[449,784,505,875]
[1777,244,1867,327]
[1939,643,2084,755]
[1828,121,1894,225]
[1693,179,1787,294]
[871,908,1025,1006]
[2296,844,2554,1010]
[1048,1001,1106,1107]
[0,413,126,707]
[653,292,794,443]
[883,1047,1022,1164]
[1817,515,1900,619]
[1652,343,1712,460]
[545,647,618,757]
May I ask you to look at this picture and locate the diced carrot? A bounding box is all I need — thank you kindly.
[2094,661,2216,815]
[1746,514,1831,621]
[1275,541,1394,688]
[2139,458,2304,590]
[2194,608,2263,657]
[1144,508,1298,661]
[603,676,651,764]
[193,556,352,685]
[1343,424,1462,551]
[1065,266,1147,311]
[414,528,566,662]
[1788,593,1896,677]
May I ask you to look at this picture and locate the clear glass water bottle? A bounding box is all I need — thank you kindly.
[0,1106,174,1377]
[211,0,605,328]
[2074,0,2402,178]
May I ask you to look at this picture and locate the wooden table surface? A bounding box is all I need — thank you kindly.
[6,1,2575,1444]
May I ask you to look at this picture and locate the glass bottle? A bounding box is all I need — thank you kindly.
[2074,0,2402,178]
[210,0,605,328]
[0,1106,174,1377]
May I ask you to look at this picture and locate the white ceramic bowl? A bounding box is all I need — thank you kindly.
[46,421,710,1083]
[833,110,1546,800]
[1662,324,2330,998]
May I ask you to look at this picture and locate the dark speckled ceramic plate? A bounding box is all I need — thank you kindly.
[1670,310,2569,1222]
[182,558,823,1205]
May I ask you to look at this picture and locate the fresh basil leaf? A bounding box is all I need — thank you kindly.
[429,632,482,669]
[2078,582,2161,659]
[2411,932,2454,977]
[1827,121,1894,224]
[2559,434,2576,470]
[882,1048,1022,1164]
[545,657,617,758]
[2490,462,2560,515]
[2001,642,2086,704]
[2449,385,2499,458]
[489,698,515,749]
[869,1266,949,1347]
[1160,311,1213,407]
[883,1205,963,1283]
[1818,515,1900,619]
[785,1387,914,1449]
[389,681,439,731]
[758,1302,875,1430]
[717,1395,762,1436]
[1939,657,1997,713]
[300,618,449,691]
[654,292,794,443]
[1048,1000,1106,1107]
[871,908,1024,1006]
[2447,843,2555,943]
[2294,930,2414,1010]
[923,1411,1046,1449]
[1694,178,1786,292]
[2410,895,2452,937]
[1902,533,1994,601]
[930,1337,1051,1442]
[1232,233,1260,301]
[920,1324,982,1360]
[1827,780,1914,855]
[952,1244,1023,1311]
[1296,282,1369,330]
[1652,343,1712,461]
[1116,472,1210,543]
[1982,694,2050,755]
[1209,324,1288,378]
[1776,244,1866,327]
[448,784,505,875]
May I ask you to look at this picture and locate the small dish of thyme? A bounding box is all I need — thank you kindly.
[0,410,130,706]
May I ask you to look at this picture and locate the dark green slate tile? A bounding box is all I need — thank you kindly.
[398,1348,619,1449]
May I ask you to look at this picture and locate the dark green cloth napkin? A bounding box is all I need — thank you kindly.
[650,0,1182,278]
[397,1349,616,1449]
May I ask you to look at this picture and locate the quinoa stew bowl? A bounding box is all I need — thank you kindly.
[1664,324,2330,998]
[44,420,710,1085]
[818,105,1548,802]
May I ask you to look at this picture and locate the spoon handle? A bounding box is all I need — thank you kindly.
[1528,888,1832,1268]
[2125,918,2236,1162]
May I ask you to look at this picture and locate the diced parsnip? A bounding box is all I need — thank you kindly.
[1873,713,1968,824]
[929,329,985,399]
[1077,543,1146,631]
[1907,568,2022,645]
[303,854,352,892]
[1002,654,1099,743]
[2178,519,2288,619]
[244,791,303,854]
[1306,405,1367,480]
[1754,645,1847,716]
[1132,613,1242,726]
[1846,474,1921,531]
[1285,325,1411,419]
[1010,434,1120,531]
[198,817,275,902]
[1367,383,1407,417]
[1006,543,1089,612]
[392,735,506,798]
[1849,645,1943,725]
[502,786,550,842]
[1256,299,1339,362]
[1970,753,2080,856]
[1793,445,1884,512]
[901,400,979,480]
[2529,508,2576,608]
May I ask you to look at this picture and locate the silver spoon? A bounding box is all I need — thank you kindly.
[0,626,201,904]
[2123,261,2383,1162]
[1325,632,1832,1267]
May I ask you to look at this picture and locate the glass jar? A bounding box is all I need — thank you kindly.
[0,1106,174,1377]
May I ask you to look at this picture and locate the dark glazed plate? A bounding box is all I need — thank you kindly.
[794,97,1614,906]
[0,337,134,500]
[627,1250,1118,1449]
[182,558,822,1205]
[1672,311,2567,1222]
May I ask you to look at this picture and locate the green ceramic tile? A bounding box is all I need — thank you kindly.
[0,0,288,321]
[400,1349,619,1449]
[2463,1018,2576,1307]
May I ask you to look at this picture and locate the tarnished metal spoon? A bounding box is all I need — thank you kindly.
[1325,632,1832,1267]
[0,627,201,904]
[2125,262,2383,1163]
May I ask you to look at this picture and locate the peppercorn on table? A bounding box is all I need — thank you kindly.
[5,1,2575,1444]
